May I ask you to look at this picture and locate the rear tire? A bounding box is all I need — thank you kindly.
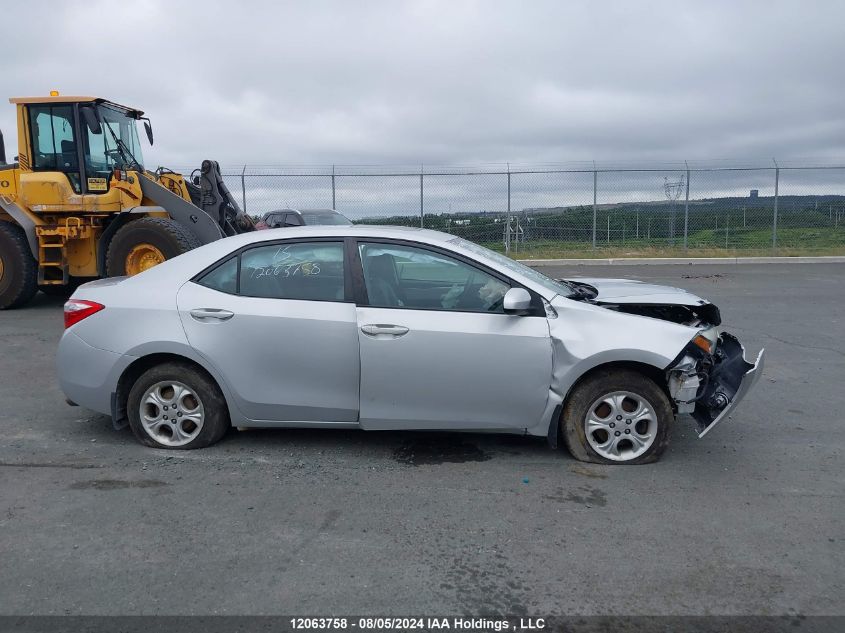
[127,362,229,450]
[0,221,38,310]
[561,368,673,465]
[106,217,201,277]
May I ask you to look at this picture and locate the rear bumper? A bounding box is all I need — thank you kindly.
[693,333,765,437]
[56,330,135,416]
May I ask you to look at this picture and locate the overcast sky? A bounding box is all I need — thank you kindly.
[3,0,843,170]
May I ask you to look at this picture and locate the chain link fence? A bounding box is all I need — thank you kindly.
[194,161,845,258]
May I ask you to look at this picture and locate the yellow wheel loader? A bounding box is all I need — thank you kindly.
[0,93,254,309]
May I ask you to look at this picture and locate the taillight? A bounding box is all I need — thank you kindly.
[64,300,104,328]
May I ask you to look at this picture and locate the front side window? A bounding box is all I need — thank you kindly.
[29,104,81,192]
[448,237,575,297]
[239,242,345,301]
[358,242,510,313]
[82,104,144,177]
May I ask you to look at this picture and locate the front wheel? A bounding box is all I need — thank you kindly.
[561,368,673,464]
[127,362,229,449]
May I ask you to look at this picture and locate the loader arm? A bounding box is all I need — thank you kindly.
[193,160,256,237]
[137,171,225,245]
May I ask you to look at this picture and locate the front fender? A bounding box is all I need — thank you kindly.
[527,296,695,437]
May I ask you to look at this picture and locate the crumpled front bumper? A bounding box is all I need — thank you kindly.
[695,333,765,437]
[669,333,765,437]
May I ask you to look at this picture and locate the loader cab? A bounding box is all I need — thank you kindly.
[11,95,149,195]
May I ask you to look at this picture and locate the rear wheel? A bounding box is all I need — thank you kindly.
[127,362,229,450]
[0,222,38,310]
[106,217,200,277]
[561,368,673,464]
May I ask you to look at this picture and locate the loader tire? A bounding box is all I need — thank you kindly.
[0,221,38,310]
[106,217,201,277]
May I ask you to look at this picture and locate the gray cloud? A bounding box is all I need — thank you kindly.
[2,0,843,170]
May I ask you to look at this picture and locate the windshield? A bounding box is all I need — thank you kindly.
[448,237,575,296]
[83,104,144,174]
[302,211,352,226]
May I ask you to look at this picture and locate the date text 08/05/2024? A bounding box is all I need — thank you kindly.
[289,617,546,631]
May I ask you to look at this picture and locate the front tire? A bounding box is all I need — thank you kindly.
[127,362,229,449]
[106,217,201,277]
[0,221,38,310]
[561,368,673,464]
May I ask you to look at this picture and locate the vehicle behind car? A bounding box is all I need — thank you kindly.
[255,208,352,229]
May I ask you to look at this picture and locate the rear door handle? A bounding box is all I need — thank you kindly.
[190,308,234,322]
[360,324,409,337]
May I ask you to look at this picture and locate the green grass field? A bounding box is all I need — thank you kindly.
[481,227,845,259]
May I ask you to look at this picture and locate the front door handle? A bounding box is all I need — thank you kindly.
[190,308,234,322]
[361,324,409,337]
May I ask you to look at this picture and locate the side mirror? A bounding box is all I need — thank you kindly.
[503,287,532,315]
[80,107,101,134]
[143,120,154,145]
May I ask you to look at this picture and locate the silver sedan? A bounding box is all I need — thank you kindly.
[57,226,763,464]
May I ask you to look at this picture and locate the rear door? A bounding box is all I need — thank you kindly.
[177,239,360,423]
[353,240,553,431]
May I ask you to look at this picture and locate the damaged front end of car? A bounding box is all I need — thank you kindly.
[666,331,765,437]
[561,277,764,438]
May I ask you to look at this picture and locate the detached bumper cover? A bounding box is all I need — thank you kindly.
[693,333,765,437]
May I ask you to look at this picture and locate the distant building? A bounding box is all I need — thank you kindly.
[750,189,759,199]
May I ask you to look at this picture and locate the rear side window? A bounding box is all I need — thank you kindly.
[239,242,345,301]
[197,257,237,294]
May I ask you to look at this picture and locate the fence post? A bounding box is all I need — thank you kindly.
[419,166,424,228]
[592,165,597,249]
[683,162,690,252]
[331,165,336,210]
[240,165,247,214]
[772,159,779,253]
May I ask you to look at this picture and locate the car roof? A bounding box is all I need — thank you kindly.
[264,208,341,216]
[223,225,447,249]
[118,224,560,301]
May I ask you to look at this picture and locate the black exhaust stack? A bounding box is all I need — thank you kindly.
[0,129,6,164]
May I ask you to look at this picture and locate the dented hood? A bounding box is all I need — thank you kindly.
[566,277,711,307]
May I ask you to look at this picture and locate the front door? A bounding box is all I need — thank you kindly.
[354,241,552,430]
[177,240,360,423]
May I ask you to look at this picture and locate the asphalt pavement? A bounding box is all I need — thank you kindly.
[0,263,842,616]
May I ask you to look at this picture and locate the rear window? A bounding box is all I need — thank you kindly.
[196,242,346,302]
[239,242,345,301]
[196,257,237,294]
